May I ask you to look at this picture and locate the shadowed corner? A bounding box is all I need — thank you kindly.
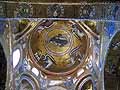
[0,43,7,90]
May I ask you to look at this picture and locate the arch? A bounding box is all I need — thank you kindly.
[104,31,120,90]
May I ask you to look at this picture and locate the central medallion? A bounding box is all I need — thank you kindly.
[45,29,73,56]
